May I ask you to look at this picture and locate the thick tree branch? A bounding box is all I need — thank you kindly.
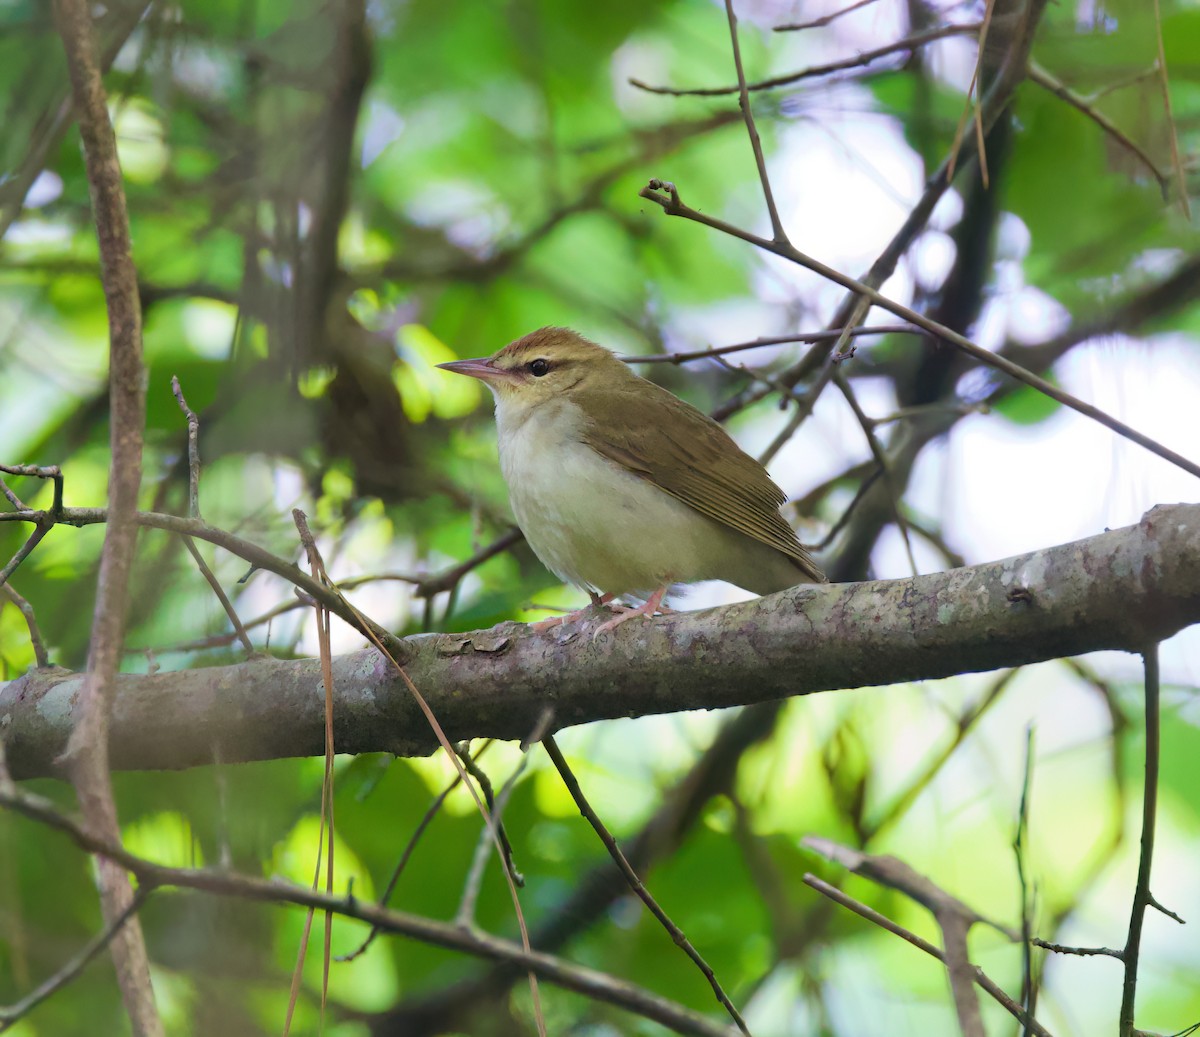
[2,504,1197,780]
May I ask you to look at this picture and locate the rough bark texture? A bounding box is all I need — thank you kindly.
[2,503,1197,780]
[51,1,160,1033]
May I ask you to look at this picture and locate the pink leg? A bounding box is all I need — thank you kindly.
[592,584,671,639]
[528,591,615,633]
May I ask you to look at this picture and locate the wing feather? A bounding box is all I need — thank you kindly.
[575,381,825,582]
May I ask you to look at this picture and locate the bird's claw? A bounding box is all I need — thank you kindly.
[590,586,671,640]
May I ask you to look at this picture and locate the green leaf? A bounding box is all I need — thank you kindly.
[991,377,1064,425]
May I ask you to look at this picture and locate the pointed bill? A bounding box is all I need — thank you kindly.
[437,357,525,386]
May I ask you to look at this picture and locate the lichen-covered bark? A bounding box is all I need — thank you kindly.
[2,503,1197,780]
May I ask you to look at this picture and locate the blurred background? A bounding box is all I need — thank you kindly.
[1,0,1198,1033]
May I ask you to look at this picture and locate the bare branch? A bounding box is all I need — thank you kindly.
[0,761,739,1037]
[339,742,495,963]
[774,0,880,33]
[180,538,256,656]
[1151,0,1191,218]
[1028,63,1169,194]
[723,0,786,244]
[623,325,916,366]
[2,504,1199,778]
[0,584,49,668]
[51,0,159,1031]
[455,714,549,927]
[1120,643,1163,1037]
[0,524,52,590]
[0,506,409,661]
[687,0,1052,424]
[803,876,1052,1037]
[379,703,788,1031]
[0,886,152,1030]
[833,370,918,575]
[1031,939,1122,960]
[0,466,63,589]
[805,836,1016,1037]
[639,180,1200,481]
[1016,726,1038,1031]
[544,735,751,1036]
[169,379,256,654]
[170,376,201,520]
[0,465,62,517]
[630,24,980,97]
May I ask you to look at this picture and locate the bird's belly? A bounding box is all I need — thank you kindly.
[502,435,723,596]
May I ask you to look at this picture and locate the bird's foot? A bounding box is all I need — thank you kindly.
[592,586,671,640]
[528,592,616,633]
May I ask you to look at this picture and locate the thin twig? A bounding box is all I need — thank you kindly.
[0,887,153,1030]
[169,379,254,654]
[0,465,63,517]
[290,510,338,1030]
[0,465,64,588]
[630,24,980,97]
[639,179,1200,481]
[1088,66,1160,104]
[170,376,201,519]
[543,735,752,1037]
[723,0,786,243]
[947,0,997,185]
[1031,939,1122,960]
[833,370,918,575]
[128,529,523,656]
[456,743,522,889]
[682,0,1051,427]
[710,338,831,422]
[299,558,547,1036]
[774,0,880,32]
[0,478,24,511]
[180,539,256,655]
[1027,63,1169,194]
[757,361,837,467]
[869,401,987,427]
[456,711,551,927]
[1120,642,1162,1037]
[1151,0,1191,218]
[808,466,881,552]
[1147,892,1185,926]
[1016,725,1038,1034]
[805,836,1020,1037]
[378,703,791,1031]
[0,525,52,589]
[866,669,1017,839]
[339,741,496,963]
[415,527,523,599]
[623,325,915,366]
[0,584,50,668]
[0,755,731,1037]
[0,505,409,660]
[904,515,968,569]
[803,876,1053,1037]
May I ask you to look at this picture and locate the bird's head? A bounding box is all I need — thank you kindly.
[437,327,632,411]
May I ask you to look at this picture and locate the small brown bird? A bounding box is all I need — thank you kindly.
[438,327,826,633]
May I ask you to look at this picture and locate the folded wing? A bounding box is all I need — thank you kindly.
[575,381,826,584]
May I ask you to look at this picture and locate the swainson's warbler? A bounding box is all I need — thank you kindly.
[439,327,826,633]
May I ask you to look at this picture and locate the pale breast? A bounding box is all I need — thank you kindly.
[496,398,736,596]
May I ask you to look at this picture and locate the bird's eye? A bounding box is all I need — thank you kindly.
[528,358,550,377]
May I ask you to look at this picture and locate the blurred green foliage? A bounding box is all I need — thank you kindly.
[1,0,1199,1035]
